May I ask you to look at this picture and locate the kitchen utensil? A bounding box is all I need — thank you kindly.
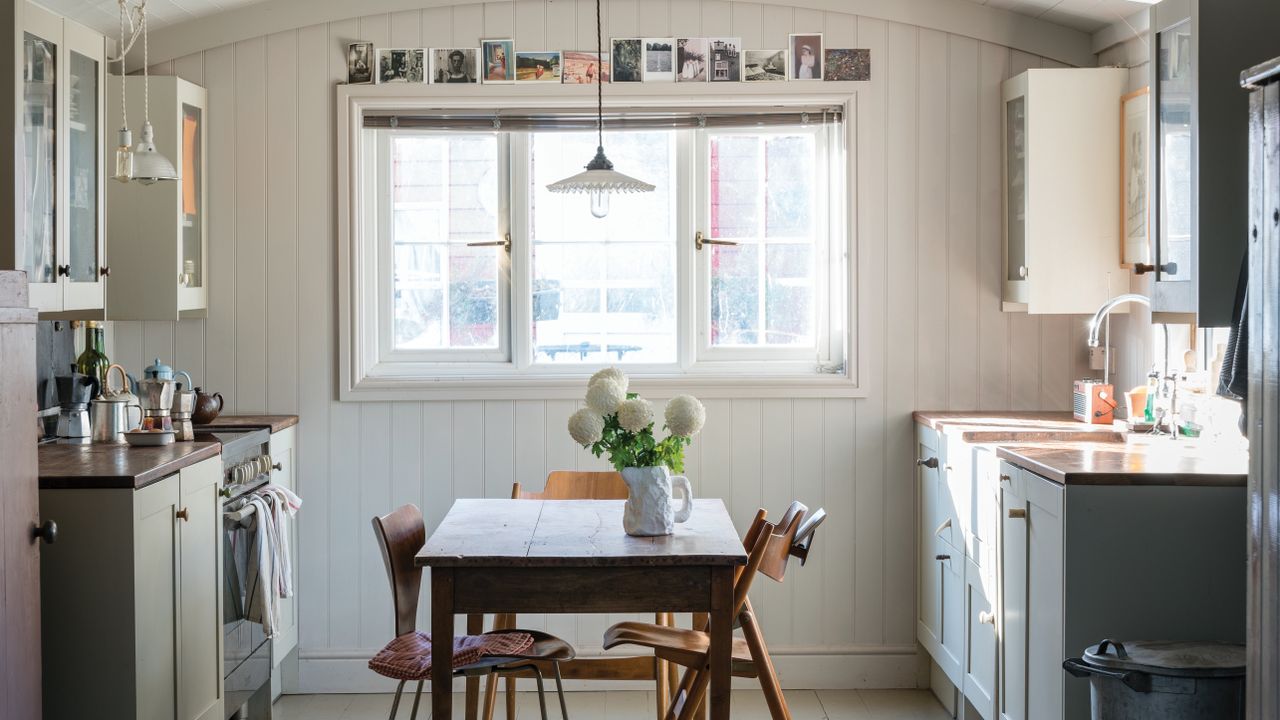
[192,387,224,424]
[171,370,196,441]
[1063,639,1244,719]
[138,358,176,431]
[123,429,176,447]
[90,397,139,444]
[55,373,96,444]
[100,364,144,432]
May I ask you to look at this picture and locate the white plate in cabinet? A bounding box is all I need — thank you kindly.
[1001,68,1129,313]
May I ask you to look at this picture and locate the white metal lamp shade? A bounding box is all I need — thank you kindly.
[130,120,178,185]
[546,146,656,217]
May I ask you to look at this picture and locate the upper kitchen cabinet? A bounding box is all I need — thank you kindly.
[1149,0,1280,326]
[106,75,208,320]
[6,3,106,316]
[1002,68,1129,314]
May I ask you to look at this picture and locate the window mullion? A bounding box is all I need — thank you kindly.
[510,132,532,370]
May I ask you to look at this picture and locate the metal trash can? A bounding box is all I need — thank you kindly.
[1062,639,1244,719]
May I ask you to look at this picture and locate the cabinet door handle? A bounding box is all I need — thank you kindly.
[176,508,190,522]
[999,474,1011,481]
[1017,265,1028,279]
[1132,263,1156,275]
[979,611,995,625]
[935,554,951,561]
[1007,508,1027,519]
[32,520,58,544]
[916,456,939,469]
[56,264,71,277]
[98,266,111,278]
[934,519,952,536]
[272,462,283,471]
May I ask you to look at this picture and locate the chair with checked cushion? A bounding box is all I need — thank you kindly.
[371,504,575,720]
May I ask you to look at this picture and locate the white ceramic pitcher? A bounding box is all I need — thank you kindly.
[620,466,694,536]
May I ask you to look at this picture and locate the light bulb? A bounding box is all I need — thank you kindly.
[590,191,609,218]
[113,128,133,183]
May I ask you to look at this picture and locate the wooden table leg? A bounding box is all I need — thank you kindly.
[432,568,456,720]
[708,567,734,720]
[465,613,484,720]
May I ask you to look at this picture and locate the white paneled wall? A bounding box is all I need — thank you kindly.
[109,0,1092,691]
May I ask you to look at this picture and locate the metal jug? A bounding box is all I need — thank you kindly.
[90,397,140,444]
[100,364,143,431]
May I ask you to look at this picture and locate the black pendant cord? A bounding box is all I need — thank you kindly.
[595,0,604,151]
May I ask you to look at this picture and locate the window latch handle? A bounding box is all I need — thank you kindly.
[695,231,739,251]
[466,233,511,253]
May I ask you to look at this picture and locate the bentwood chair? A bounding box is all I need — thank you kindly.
[603,502,827,720]
[470,471,681,720]
[371,504,575,720]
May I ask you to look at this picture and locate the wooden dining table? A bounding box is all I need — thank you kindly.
[416,498,748,720]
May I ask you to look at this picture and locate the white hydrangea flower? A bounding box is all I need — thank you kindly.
[589,367,629,394]
[585,378,626,415]
[665,395,706,438]
[616,398,655,433]
[567,408,605,446]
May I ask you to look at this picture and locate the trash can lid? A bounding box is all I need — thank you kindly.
[1082,640,1245,678]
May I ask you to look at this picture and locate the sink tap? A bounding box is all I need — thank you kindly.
[1086,294,1151,387]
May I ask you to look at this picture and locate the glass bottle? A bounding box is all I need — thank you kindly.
[74,321,110,391]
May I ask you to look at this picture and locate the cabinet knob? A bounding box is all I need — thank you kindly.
[999,474,1011,481]
[272,462,283,471]
[32,520,57,544]
[56,264,70,277]
[176,508,190,522]
[935,554,951,561]
[98,266,111,278]
[916,457,939,469]
[1008,508,1027,519]
[1132,263,1156,275]
[934,519,952,536]
[979,611,995,625]
[1017,265,1027,279]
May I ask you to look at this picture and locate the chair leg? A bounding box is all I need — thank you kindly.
[675,667,710,720]
[552,662,570,720]
[740,601,790,720]
[530,665,550,720]
[408,680,425,720]
[387,679,407,720]
[483,670,500,720]
[506,675,517,719]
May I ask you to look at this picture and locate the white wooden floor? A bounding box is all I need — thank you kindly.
[273,689,949,719]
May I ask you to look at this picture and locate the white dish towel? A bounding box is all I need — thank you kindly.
[245,483,302,636]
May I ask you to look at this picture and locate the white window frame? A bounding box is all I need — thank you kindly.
[338,85,861,401]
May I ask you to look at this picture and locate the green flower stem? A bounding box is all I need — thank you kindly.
[589,412,691,472]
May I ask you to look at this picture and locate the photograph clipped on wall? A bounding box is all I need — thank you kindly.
[563,51,610,84]
[744,49,787,81]
[824,48,870,81]
[708,38,742,82]
[377,48,425,83]
[789,33,823,80]
[642,38,674,82]
[676,38,708,82]
[611,38,642,82]
[516,51,562,81]
[347,42,374,84]
[431,48,479,83]
[481,39,515,83]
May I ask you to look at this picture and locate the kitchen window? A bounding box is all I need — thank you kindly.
[343,101,852,399]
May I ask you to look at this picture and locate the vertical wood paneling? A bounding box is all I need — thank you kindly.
[729,2,762,50]
[759,398,792,640]
[543,0,577,51]
[357,403,393,650]
[202,44,237,413]
[791,8,824,34]
[266,29,299,414]
[790,398,825,646]
[573,0,598,50]
[821,399,855,643]
[607,0,638,39]
[946,35,980,411]
[635,0,670,38]
[700,1,732,36]
[483,2,514,38]
[513,0,547,48]
[916,29,948,412]
[326,402,362,649]
[453,3,485,46]
[141,321,175,372]
[234,37,268,413]
[421,7,453,48]
[667,0,699,37]
[759,5,792,49]
[1007,49,1044,411]
[822,11,856,47]
[977,41,1010,409]
[483,400,515,498]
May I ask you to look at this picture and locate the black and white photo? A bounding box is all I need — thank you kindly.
[709,38,741,82]
[347,42,373,84]
[377,48,424,83]
[744,49,787,81]
[611,38,642,82]
[431,48,479,84]
[676,38,708,83]
[789,33,822,80]
[642,38,674,82]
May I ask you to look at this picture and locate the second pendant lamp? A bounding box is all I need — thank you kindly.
[113,0,178,185]
[545,0,653,217]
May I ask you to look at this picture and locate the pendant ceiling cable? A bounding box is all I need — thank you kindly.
[112,0,178,184]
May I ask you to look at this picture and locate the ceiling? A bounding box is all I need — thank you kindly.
[967,0,1152,34]
[41,0,1149,43]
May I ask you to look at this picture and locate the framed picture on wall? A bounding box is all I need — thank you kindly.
[1121,87,1150,267]
[481,39,515,83]
[347,42,374,84]
[789,33,823,80]
[377,48,425,83]
[642,38,675,82]
[611,38,642,82]
[431,48,480,83]
[516,51,561,82]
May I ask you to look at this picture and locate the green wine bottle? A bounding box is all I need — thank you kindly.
[74,321,110,392]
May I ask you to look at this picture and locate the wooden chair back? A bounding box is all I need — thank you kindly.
[754,502,828,583]
[512,471,628,500]
[371,504,426,638]
[733,516,777,618]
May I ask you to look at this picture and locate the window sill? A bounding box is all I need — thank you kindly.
[339,370,865,402]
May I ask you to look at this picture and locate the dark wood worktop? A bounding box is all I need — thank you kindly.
[997,440,1247,487]
[38,441,221,490]
[194,414,298,433]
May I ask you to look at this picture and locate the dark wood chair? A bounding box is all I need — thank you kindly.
[372,504,575,720]
[603,502,827,720]
[473,471,680,720]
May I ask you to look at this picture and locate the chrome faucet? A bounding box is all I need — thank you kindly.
[1086,294,1151,388]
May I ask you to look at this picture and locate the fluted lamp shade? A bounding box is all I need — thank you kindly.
[131,120,178,185]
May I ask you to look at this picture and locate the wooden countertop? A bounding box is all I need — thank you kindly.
[913,410,1122,443]
[194,414,298,433]
[997,439,1247,487]
[38,440,221,490]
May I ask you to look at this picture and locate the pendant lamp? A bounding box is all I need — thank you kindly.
[112,0,178,185]
[545,0,653,217]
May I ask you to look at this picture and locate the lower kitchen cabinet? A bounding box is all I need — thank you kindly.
[40,456,223,720]
[964,556,997,720]
[269,425,299,675]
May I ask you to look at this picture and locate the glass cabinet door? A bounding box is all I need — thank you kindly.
[22,31,57,286]
[1156,20,1192,282]
[67,49,99,285]
[1006,95,1027,283]
[180,103,203,290]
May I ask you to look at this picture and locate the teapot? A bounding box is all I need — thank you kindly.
[620,466,694,536]
[191,387,224,425]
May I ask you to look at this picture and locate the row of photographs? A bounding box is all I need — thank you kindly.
[346,34,870,85]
